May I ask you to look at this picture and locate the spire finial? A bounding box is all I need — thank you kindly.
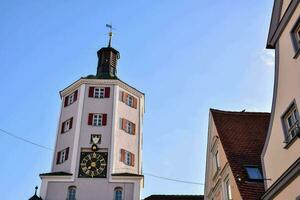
[106,23,115,47]
[35,186,38,195]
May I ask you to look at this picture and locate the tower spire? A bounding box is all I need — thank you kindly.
[106,24,114,47]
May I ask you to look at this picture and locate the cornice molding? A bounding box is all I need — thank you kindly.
[60,78,144,99]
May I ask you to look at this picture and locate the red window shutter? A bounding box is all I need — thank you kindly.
[102,114,107,126]
[61,121,65,133]
[133,97,137,109]
[89,87,95,97]
[64,96,69,107]
[122,118,127,130]
[104,87,110,98]
[132,123,136,135]
[65,147,69,161]
[131,153,135,167]
[120,149,125,162]
[74,90,78,102]
[122,91,127,102]
[56,151,61,164]
[69,117,73,129]
[88,114,93,125]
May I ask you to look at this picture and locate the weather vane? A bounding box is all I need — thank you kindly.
[106,23,115,47]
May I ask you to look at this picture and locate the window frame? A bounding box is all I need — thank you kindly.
[214,151,220,172]
[93,114,103,126]
[281,100,300,147]
[224,177,233,200]
[94,87,105,99]
[290,16,300,58]
[67,93,74,105]
[125,151,132,166]
[126,95,134,107]
[126,120,133,134]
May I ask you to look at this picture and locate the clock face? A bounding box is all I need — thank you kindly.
[78,152,107,178]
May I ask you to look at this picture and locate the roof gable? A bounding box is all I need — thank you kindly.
[210,109,270,200]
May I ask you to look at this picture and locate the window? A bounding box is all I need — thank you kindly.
[114,187,122,200]
[88,87,110,98]
[125,151,131,165]
[213,151,220,174]
[67,186,76,200]
[64,90,78,107]
[61,118,73,133]
[88,113,107,126]
[120,149,135,166]
[126,121,133,133]
[126,95,133,107]
[225,179,233,200]
[95,88,105,98]
[93,114,102,126]
[245,166,263,181]
[56,147,69,164]
[282,101,300,142]
[121,91,137,109]
[291,17,300,57]
[120,118,136,135]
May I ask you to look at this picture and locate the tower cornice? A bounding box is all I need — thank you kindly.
[59,78,145,99]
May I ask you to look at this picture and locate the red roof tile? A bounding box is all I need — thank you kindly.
[211,109,270,200]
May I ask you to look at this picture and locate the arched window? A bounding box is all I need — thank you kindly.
[114,187,123,200]
[67,186,76,200]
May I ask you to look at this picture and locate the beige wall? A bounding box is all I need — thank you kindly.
[263,3,300,190]
[204,114,242,200]
[272,176,300,200]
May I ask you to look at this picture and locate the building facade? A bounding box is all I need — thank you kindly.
[261,0,300,199]
[204,109,270,200]
[38,37,145,200]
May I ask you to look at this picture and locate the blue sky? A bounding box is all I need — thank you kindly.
[0,0,275,199]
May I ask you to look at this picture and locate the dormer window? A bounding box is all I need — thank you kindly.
[282,101,299,143]
[245,166,263,182]
[291,17,300,58]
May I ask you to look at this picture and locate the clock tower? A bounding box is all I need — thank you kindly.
[38,29,145,200]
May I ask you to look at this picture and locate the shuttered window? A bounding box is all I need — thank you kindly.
[88,113,107,126]
[121,91,137,109]
[64,90,78,107]
[56,147,69,164]
[61,117,73,133]
[88,87,110,98]
[121,118,136,135]
[120,149,135,167]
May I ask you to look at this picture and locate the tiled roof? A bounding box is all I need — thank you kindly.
[144,195,204,200]
[211,109,270,200]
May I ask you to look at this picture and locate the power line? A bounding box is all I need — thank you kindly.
[0,127,204,185]
[0,128,53,151]
[143,172,204,185]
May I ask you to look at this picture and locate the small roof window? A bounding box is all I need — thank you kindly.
[245,166,263,181]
